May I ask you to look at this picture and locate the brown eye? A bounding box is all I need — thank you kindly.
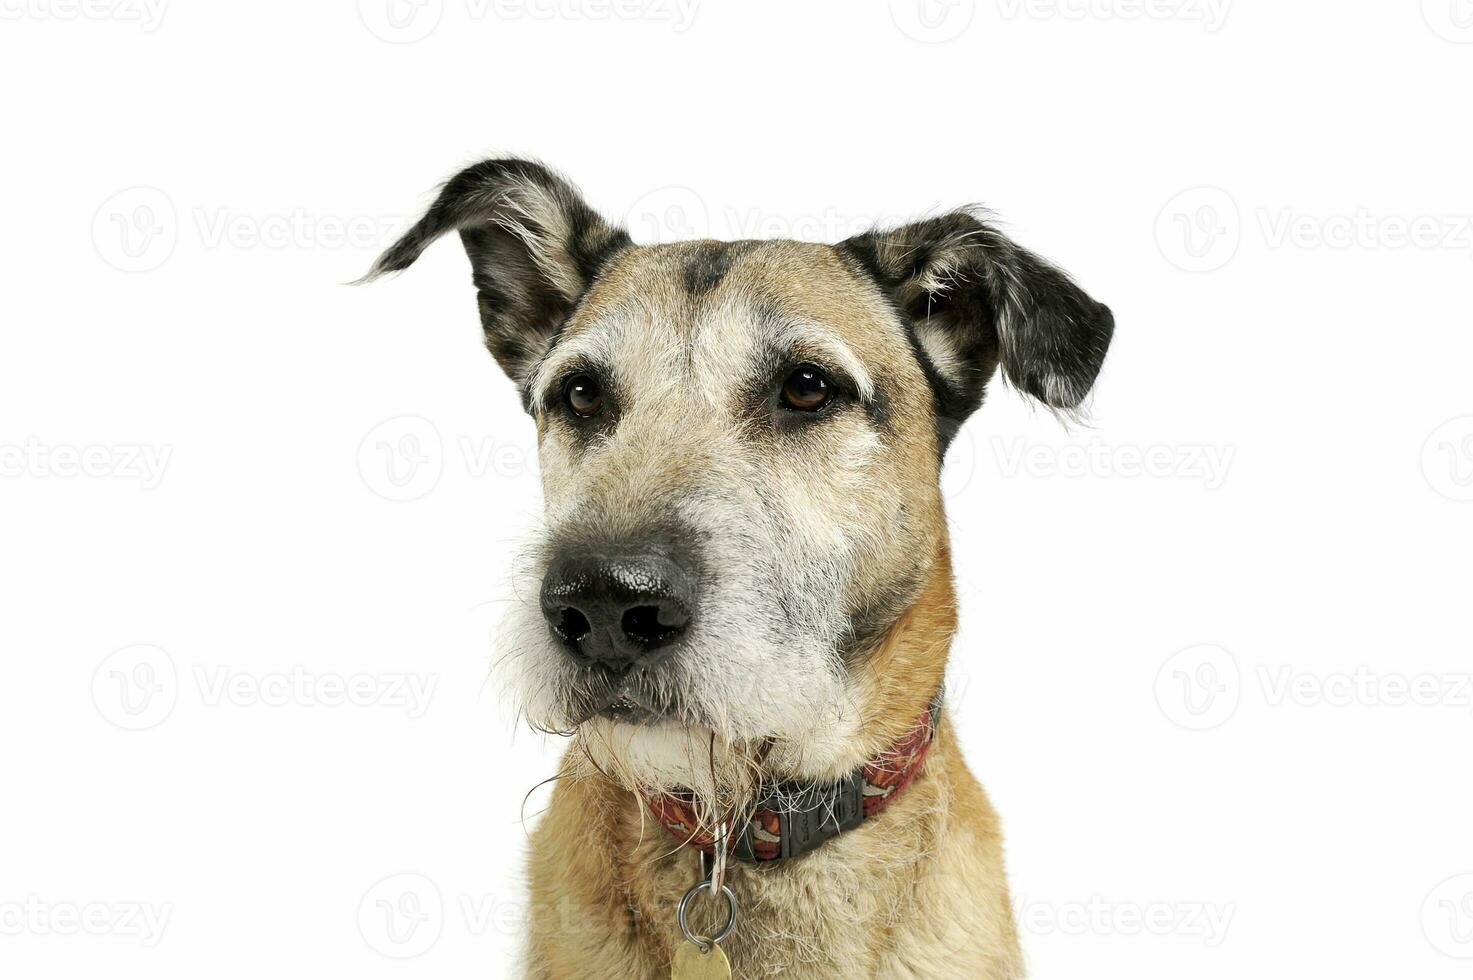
[564,374,605,418]
[781,366,833,412]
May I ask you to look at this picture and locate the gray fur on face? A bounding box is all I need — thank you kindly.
[505,272,886,747]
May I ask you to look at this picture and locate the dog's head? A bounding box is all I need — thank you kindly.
[365,159,1111,796]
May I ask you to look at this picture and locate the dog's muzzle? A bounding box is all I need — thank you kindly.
[539,548,696,673]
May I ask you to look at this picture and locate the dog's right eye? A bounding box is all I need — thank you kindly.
[780,366,833,412]
[564,374,606,418]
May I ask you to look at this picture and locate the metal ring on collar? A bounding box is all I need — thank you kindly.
[677,879,738,951]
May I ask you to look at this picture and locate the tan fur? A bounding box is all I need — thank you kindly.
[511,240,1022,977]
[523,562,1022,979]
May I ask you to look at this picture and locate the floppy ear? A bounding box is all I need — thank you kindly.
[361,158,631,385]
[841,209,1113,440]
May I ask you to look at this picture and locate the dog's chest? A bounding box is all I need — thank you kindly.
[622,833,942,979]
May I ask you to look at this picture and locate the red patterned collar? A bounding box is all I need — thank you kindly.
[645,693,943,863]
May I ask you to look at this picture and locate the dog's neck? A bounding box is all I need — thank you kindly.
[845,550,956,752]
[644,688,944,863]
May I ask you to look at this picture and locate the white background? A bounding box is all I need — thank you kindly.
[2,2,1471,977]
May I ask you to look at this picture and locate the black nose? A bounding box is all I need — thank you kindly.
[540,551,695,670]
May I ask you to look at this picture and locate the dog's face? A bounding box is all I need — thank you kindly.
[367,160,1111,794]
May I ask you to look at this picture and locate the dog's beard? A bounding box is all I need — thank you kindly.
[495,595,863,825]
[570,706,870,843]
[493,503,869,828]
[575,717,770,818]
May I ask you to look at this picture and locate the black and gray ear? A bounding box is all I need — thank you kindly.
[361,158,631,383]
[841,209,1113,433]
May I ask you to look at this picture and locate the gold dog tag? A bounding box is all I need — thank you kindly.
[671,943,731,980]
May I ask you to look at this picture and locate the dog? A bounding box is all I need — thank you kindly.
[363,158,1112,979]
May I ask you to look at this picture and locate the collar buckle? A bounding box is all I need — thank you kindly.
[735,769,867,862]
[654,690,944,864]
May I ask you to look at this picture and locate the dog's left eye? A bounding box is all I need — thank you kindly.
[780,366,833,412]
[564,373,606,418]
